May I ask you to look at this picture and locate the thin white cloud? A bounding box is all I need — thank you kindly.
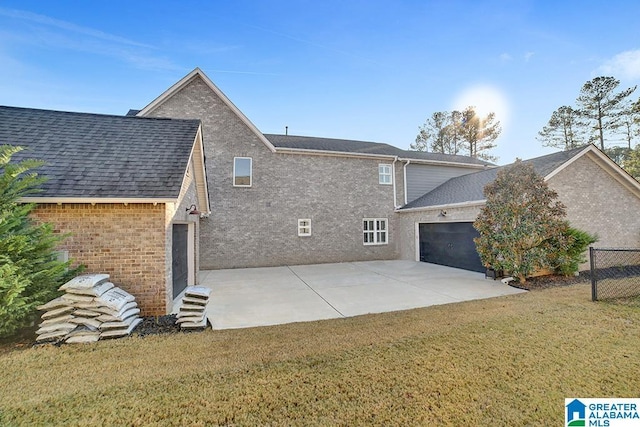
[0,7,181,71]
[597,49,640,80]
[499,53,512,62]
[0,7,153,49]
[524,51,534,62]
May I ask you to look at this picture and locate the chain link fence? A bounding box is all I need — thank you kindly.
[590,248,640,301]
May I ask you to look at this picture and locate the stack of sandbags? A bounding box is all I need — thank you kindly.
[35,274,142,343]
[176,286,211,329]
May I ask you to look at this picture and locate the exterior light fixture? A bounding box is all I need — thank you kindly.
[186,204,201,215]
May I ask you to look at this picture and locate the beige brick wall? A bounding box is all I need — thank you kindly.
[31,203,167,315]
[548,153,640,249]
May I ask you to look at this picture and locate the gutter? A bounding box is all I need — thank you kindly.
[392,156,400,209]
[395,199,487,213]
[403,159,411,205]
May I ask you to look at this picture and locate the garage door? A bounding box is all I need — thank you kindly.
[419,222,484,273]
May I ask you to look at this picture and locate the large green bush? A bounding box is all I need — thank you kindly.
[0,145,78,338]
[474,160,595,283]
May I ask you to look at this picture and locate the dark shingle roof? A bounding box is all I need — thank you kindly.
[0,106,200,199]
[264,134,492,166]
[402,145,588,209]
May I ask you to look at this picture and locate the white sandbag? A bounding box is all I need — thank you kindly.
[97,287,135,311]
[73,300,107,310]
[73,309,101,318]
[59,273,110,291]
[96,307,140,323]
[36,329,69,342]
[176,310,203,318]
[184,286,211,299]
[69,317,102,329]
[65,281,115,297]
[65,334,100,344]
[65,327,100,343]
[100,315,139,331]
[100,317,142,338]
[61,293,95,303]
[180,303,206,312]
[37,297,67,311]
[39,314,75,327]
[93,301,138,317]
[180,316,208,329]
[41,306,74,320]
[36,322,77,335]
[181,296,208,306]
[176,315,204,324]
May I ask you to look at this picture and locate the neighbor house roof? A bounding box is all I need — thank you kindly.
[0,105,204,202]
[265,134,492,166]
[400,145,592,210]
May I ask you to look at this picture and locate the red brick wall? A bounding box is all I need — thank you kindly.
[31,203,167,315]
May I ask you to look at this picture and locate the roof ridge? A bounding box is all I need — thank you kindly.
[0,105,201,124]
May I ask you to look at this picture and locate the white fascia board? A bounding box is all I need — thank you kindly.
[275,147,397,160]
[543,145,594,181]
[395,199,486,213]
[398,157,492,169]
[137,67,276,153]
[20,197,176,204]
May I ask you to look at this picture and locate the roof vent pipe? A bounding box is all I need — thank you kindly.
[285,126,288,136]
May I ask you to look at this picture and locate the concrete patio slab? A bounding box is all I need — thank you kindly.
[187,261,526,330]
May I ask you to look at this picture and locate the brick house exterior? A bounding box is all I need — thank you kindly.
[136,68,488,269]
[2,106,210,315]
[5,68,640,316]
[396,145,640,267]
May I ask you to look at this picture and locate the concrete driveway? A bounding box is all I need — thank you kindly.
[193,260,525,330]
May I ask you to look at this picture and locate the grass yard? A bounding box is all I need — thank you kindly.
[1,283,639,426]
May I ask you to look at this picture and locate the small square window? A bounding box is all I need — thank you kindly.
[298,219,311,236]
[363,218,388,245]
[233,157,252,187]
[379,164,392,185]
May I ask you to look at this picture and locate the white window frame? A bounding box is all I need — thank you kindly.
[298,219,311,237]
[363,218,388,245]
[233,157,252,187]
[379,163,392,185]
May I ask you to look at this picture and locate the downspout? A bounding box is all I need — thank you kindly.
[392,156,399,209]
[403,159,411,206]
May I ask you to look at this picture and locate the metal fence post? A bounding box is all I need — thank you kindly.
[590,247,597,301]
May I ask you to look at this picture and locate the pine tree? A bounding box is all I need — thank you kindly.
[0,145,78,338]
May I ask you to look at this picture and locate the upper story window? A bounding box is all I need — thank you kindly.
[379,164,392,185]
[363,218,388,245]
[233,157,252,187]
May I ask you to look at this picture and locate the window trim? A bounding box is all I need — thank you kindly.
[233,157,252,187]
[298,219,311,237]
[379,163,392,185]
[363,218,388,245]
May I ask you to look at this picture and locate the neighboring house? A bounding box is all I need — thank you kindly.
[397,145,640,271]
[134,68,490,269]
[0,106,210,315]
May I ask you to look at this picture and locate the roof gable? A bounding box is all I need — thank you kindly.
[0,105,202,201]
[137,67,276,152]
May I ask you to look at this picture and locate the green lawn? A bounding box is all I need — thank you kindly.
[1,283,639,426]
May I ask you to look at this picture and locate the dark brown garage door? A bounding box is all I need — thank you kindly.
[172,224,189,298]
[419,222,484,273]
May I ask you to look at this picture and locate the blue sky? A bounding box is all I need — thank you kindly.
[1,1,639,164]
